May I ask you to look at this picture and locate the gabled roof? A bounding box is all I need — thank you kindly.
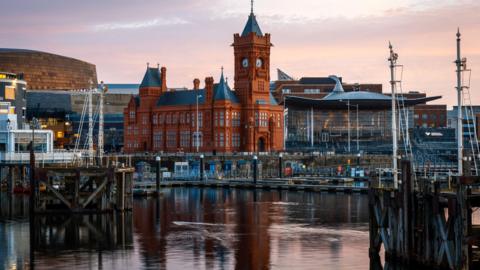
[241,13,263,37]
[213,71,240,103]
[140,67,162,88]
[157,89,205,106]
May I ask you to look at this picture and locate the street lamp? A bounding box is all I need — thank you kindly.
[155,155,161,194]
[279,153,283,178]
[253,155,258,184]
[340,100,360,153]
[200,154,205,181]
[196,94,203,153]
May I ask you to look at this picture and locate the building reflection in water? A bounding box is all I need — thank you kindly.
[132,188,372,269]
[0,189,426,269]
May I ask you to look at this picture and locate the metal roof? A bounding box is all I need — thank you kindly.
[241,13,263,37]
[213,71,240,103]
[140,67,162,88]
[284,95,442,110]
[157,89,205,106]
[299,77,341,85]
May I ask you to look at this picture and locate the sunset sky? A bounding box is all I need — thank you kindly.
[1,0,479,107]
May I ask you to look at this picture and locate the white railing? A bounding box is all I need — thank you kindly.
[0,151,76,164]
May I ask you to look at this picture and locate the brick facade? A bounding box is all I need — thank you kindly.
[413,104,447,128]
[124,11,284,154]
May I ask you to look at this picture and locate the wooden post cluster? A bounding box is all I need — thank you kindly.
[369,161,480,269]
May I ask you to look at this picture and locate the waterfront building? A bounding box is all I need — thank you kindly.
[0,72,27,128]
[282,76,442,153]
[124,9,284,153]
[447,106,480,142]
[27,90,130,151]
[0,102,53,153]
[0,48,97,90]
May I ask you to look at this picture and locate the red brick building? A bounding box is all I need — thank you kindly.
[124,10,284,153]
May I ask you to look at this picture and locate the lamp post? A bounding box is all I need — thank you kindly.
[347,100,351,153]
[279,153,283,178]
[341,100,359,153]
[196,94,203,153]
[155,156,161,194]
[200,154,204,181]
[253,155,258,184]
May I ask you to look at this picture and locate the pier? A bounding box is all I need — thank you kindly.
[369,161,480,269]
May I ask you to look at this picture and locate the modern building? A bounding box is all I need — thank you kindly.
[124,9,284,154]
[0,72,27,128]
[27,90,130,151]
[0,48,97,90]
[447,106,480,142]
[282,76,442,153]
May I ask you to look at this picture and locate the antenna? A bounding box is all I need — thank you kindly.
[251,0,254,14]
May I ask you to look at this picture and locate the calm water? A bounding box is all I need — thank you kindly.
[0,188,381,270]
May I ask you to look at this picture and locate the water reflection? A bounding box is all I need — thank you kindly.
[0,189,415,269]
[133,188,371,269]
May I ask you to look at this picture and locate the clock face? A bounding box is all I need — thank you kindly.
[256,58,263,68]
[242,58,249,68]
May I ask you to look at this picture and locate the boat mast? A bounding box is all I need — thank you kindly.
[389,42,399,189]
[88,82,94,166]
[456,29,464,176]
[98,81,105,165]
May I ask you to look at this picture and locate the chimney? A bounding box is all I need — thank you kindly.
[205,77,214,103]
[193,78,200,90]
[161,67,167,92]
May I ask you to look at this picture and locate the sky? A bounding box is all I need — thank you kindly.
[1,0,479,107]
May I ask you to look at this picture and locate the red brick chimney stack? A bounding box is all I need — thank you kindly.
[193,78,200,90]
[160,67,167,92]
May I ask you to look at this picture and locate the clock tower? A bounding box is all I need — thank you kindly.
[233,4,272,106]
[233,2,283,153]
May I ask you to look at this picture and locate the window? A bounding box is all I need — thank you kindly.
[5,86,15,100]
[219,112,224,127]
[180,131,190,148]
[167,131,176,148]
[153,114,158,125]
[232,133,240,147]
[422,114,428,120]
[226,111,230,127]
[232,112,241,127]
[154,131,163,149]
[414,114,419,119]
[130,110,135,120]
[159,114,164,124]
[172,113,177,124]
[166,113,171,124]
[142,115,148,125]
[258,81,264,92]
[214,112,218,127]
[304,89,320,94]
[193,132,203,147]
[219,132,224,147]
[282,88,291,94]
[255,112,259,127]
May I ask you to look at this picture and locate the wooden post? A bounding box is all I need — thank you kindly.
[401,160,413,262]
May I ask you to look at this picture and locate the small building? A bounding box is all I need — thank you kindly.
[0,72,27,128]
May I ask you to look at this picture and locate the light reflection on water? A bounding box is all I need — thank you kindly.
[0,188,399,269]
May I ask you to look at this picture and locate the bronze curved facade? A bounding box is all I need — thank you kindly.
[0,48,97,90]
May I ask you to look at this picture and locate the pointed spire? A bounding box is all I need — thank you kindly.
[241,0,263,37]
[457,27,461,38]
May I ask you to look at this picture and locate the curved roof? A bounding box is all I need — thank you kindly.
[0,48,95,65]
[323,90,392,101]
